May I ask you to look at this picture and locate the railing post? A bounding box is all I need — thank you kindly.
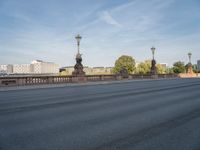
[72,76,87,83]
[116,75,122,80]
[99,75,103,81]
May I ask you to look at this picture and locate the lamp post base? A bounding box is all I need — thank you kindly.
[72,54,85,77]
[150,59,157,75]
[187,66,194,74]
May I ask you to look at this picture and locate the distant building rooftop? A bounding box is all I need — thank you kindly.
[31,60,55,64]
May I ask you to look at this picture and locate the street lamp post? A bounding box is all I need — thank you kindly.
[72,34,85,76]
[187,52,193,74]
[150,47,157,75]
[188,52,192,64]
[75,34,82,54]
[151,47,155,60]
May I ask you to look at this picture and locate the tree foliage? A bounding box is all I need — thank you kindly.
[135,60,166,74]
[172,61,186,73]
[135,60,151,74]
[165,67,174,74]
[113,55,136,74]
[156,64,166,74]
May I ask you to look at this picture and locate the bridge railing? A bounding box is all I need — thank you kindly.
[86,75,117,82]
[0,74,179,87]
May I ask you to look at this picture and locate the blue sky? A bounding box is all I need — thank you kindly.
[0,0,200,67]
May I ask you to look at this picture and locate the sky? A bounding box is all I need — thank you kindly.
[0,0,200,67]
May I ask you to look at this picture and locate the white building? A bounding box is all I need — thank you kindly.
[13,64,33,74]
[31,60,59,74]
[0,64,13,74]
[160,63,168,69]
[1,60,59,74]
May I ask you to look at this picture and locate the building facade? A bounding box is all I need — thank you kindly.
[31,60,59,74]
[13,64,33,74]
[88,67,113,75]
[60,66,113,75]
[1,60,59,74]
[0,64,13,74]
[160,63,167,70]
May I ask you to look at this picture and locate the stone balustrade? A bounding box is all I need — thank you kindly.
[0,74,179,87]
[179,73,200,78]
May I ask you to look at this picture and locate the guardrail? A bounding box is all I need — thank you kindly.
[0,74,179,87]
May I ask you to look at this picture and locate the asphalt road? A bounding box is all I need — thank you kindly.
[0,78,200,150]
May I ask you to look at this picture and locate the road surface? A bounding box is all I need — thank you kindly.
[0,78,200,150]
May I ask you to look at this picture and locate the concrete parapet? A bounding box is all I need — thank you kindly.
[151,75,158,79]
[179,73,200,78]
[116,75,122,80]
[0,74,179,87]
[72,76,87,83]
[0,78,17,86]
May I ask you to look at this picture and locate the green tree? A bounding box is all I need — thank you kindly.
[156,64,167,74]
[165,67,174,74]
[135,60,166,74]
[135,60,151,74]
[172,61,186,73]
[113,55,136,74]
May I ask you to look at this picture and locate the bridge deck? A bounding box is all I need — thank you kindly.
[0,78,200,150]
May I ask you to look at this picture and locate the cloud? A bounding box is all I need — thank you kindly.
[98,11,122,28]
[111,0,138,13]
[0,0,199,67]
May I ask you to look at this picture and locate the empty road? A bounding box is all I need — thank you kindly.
[0,78,200,150]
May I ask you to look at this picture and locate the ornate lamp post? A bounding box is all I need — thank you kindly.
[188,52,192,64]
[187,52,193,74]
[150,47,157,75]
[151,47,155,60]
[72,34,85,76]
[76,34,81,54]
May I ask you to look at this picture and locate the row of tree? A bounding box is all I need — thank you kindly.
[172,61,198,73]
[113,55,199,74]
